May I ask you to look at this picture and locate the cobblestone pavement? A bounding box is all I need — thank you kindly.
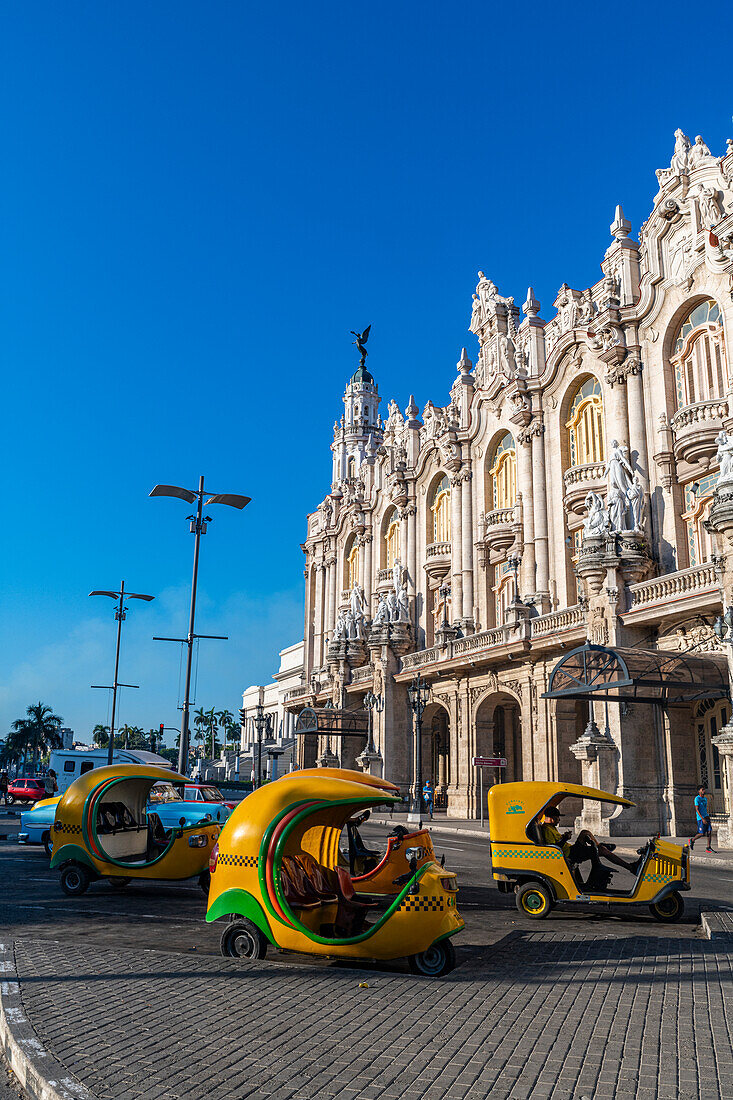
[0,1063,24,1100]
[7,932,733,1100]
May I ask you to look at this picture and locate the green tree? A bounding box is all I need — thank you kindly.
[217,708,233,751]
[11,703,63,774]
[93,724,110,748]
[193,707,207,752]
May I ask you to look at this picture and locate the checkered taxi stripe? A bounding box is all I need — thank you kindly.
[54,822,82,834]
[216,853,258,868]
[643,858,678,884]
[491,847,563,860]
[399,895,457,912]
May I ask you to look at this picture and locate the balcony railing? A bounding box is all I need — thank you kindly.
[426,541,451,559]
[376,569,390,584]
[670,398,728,466]
[531,605,585,638]
[484,507,516,528]
[284,685,310,702]
[626,563,718,610]
[453,628,505,654]
[401,646,444,670]
[350,665,373,685]
[563,461,605,490]
[670,398,728,432]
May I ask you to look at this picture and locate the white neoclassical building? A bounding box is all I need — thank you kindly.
[287,129,733,842]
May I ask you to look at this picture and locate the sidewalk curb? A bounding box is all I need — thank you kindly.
[370,816,733,869]
[0,942,95,1100]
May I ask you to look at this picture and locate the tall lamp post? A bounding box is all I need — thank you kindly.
[407,674,431,827]
[90,582,155,765]
[252,703,273,790]
[150,476,250,775]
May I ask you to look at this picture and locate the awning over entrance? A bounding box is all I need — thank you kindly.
[294,706,369,738]
[543,643,729,706]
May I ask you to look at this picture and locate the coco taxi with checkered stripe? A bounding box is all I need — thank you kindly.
[489,781,690,923]
[206,768,464,976]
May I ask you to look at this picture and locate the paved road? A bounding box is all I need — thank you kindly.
[1,819,732,961]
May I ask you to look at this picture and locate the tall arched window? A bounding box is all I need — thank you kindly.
[566,377,605,466]
[672,300,727,409]
[489,432,517,510]
[431,475,451,543]
[384,508,401,568]
[347,541,360,589]
[493,559,516,623]
[682,472,717,566]
[346,456,356,479]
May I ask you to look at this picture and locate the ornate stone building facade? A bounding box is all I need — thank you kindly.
[288,130,733,841]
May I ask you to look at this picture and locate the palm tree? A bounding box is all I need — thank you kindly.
[206,707,218,758]
[193,707,207,752]
[217,709,233,752]
[93,724,110,748]
[0,732,24,775]
[12,703,63,774]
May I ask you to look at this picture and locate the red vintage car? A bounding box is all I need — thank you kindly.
[7,778,47,805]
[184,783,239,811]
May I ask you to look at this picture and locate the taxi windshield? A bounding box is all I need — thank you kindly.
[148,782,181,805]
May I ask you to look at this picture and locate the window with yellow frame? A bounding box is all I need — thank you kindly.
[489,432,517,510]
[672,300,727,410]
[566,377,605,467]
[683,473,717,566]
[347,541,360,589]
[431,475,451,543]
[493,558,515,624]
[385,510,401,568]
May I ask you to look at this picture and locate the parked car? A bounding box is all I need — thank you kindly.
[184,784,238,811]
[18,797,62,855]
[8,778,47,805]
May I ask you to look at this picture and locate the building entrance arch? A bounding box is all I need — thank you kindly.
[421,700,451,810]
[474,692,522,807]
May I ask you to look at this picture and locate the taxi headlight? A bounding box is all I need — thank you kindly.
[188,834,208,848]
[441,876,458,891]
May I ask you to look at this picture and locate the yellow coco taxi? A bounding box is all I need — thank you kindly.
[50,764,220,896]
[489,781,690,922]
[206,768,464,976]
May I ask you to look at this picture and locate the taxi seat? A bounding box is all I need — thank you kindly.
[297,854,377,936]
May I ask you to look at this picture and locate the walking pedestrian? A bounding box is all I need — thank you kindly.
[690,785,713,852]
[422,779,434,819]
[44,768,58,797]
[0,771,9,806]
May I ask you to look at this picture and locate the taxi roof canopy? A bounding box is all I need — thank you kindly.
[488,781,634,843]
[543,643,728,706]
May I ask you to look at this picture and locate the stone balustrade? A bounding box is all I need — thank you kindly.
[626,563,718,609]
[453,628,506,654]
[671,398,728,432]
[563,462,605,490]
[376,569,390,584]
[350,665,373,684]
[285,685,310,702]
[425,541,451,559]
[340,589,351,603]
[485,507,516,528]
[531,605,585,637]
[670,399,728,466]
[401,646,443,670]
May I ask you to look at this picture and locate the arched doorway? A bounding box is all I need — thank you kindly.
[421,701,450,811]
[473,692,522,816]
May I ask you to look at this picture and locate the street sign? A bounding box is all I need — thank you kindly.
[472,756,507,767]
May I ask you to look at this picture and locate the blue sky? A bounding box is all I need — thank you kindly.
[2,2,731,742]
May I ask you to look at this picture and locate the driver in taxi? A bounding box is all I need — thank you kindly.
[541,807,640,875]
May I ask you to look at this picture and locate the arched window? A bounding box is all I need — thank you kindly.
[695,698,730,818]
[347,541,360,589]
[431,475,451,543]
[566,377,605,466]
[384,508,401,568]
[493,559,516,624]
[346,456,356,479]
[682,472,717,566]
[672,300,727,409]
[489,432,517,510]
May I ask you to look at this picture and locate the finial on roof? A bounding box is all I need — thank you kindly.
[610,204,631,241]
[405,394,419,425]
[457,347,472,373]
[523,287,540,317]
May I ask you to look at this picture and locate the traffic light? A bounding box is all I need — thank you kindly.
[238,708,246,726]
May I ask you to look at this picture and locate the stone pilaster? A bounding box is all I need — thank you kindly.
[711,725,733,848]
[529,419,550,609]
[460,468,474,629]
[450,473,463,620]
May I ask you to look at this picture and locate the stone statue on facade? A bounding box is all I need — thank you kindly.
[690,135,713,166]
[716,430,733,486]
[607,485,628,533]
[605,440,634,496]
[350,583,367,631]
[373,594,390,625]
[344,608,357,640]
[626,474,645,532]
[333,610,347,641]
[583,492,610,538]
[670,129,691,175]
[385,399,403,432]
[698,186,723,228]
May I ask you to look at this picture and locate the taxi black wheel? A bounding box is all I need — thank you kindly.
[220,920,268,960]
[109,877,131,888]
[408,939,456,977]
[516,882,553,919]
[649,893,684,922]
[198,871,211,896]
[60,864,91,897]
[42,832,53,858]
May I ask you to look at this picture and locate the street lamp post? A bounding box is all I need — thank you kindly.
[407,674,431,828]
[150,476,250,775]
[252,703,273,790]
[90,582,155,765]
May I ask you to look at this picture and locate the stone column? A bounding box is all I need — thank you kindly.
[314,562,325,668]
[460,470,474,628]
[711,727,733,848]
[569,717,618,831]
[516,429,535,596]
[625,361,648,486]
[327,557,337,636]
[450,474,463,621]
[604,372,630,450]
[363,534,373,609]
[530,422,550,607]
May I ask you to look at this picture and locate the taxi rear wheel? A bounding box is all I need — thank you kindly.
[60,864,91,897]
[42,832,53,858]
[198,871,211,896]
[649,892,684,922]
[220,920,268,960]
[516,882,553,919]
[407,939,456,977]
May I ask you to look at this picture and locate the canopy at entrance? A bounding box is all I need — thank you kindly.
[543,643,729,706]
[294,706,369,738]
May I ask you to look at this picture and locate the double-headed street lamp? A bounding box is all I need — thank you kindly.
[407,674,431,827]
[252,703,274,790]
[90,582,155,765]
[150,475,250,775]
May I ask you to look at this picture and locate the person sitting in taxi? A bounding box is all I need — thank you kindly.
[540,808,639,875]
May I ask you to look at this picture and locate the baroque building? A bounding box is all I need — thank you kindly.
[288,129,733,842]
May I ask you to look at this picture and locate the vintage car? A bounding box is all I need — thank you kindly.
[207,767,463,975]
[489,780,691,922]
[7,778,47,805]
[18,796,62,855]
[50,764,220,895]
[183,783,238,812]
